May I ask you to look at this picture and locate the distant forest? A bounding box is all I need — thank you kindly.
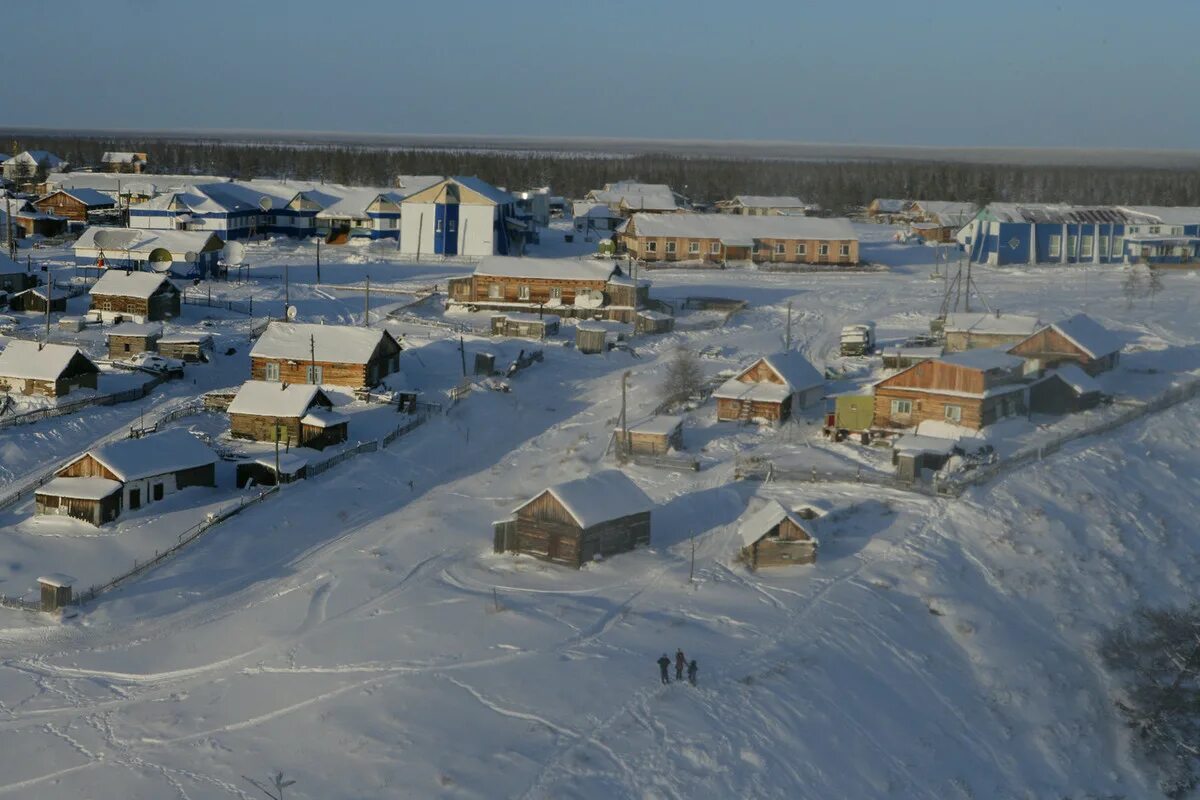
[8,133,1200,212]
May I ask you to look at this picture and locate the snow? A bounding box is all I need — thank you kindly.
[0,340,92,381]
[1050,362,1102,395]
[498,311,559,324]
[617,414,683,436]
[36,572,77,588]
[37,476,123,501]
[250,322,391,363]
[514,469,654,529]
[88,270,174,300]
[474,255,617,282]
[227,381,322,418]
[943,311,1041,335]
[761,351,825,392]
[628,212,857,242]
[81,428,216,482]
[300,407,349,428]
[727,195,812,209]
[53,187,115,207]
[1048,312,1122,358]
[74,227,220,260]
[893,434,958,457]
[735,498,821,547]
[939,347,1026,371]
[104,322,163,339]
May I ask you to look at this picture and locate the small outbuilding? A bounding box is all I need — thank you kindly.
[227,380,349,450]
[105,322,163,359]
[942,312,1041,352]
[614,416,684,456]
[892,435,959,481]
[37,573,77,612]
[494,470,653,568]
[0,341,99,397]
[575,320,629,353]
[714,352,825,423]
[1029,363,1103,414]
[635,310,675,334]
[1007,313,1121,375]
[491,312,560,339]
[35,477,123,525]
[157,333,214,363]
[737,499,822,569]
[88,270,181,323]
[7,286,66,314]
[236,451,310,487]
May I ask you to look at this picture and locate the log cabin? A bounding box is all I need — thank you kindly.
[227,380,349,450]
[907,201,978,242]
[100,152,148,173]
[620,213,859,266]
[249,323,401,389]
[105,323,162,359]
[494,470,653,568]
[35,429,216,525]
[0,341,99,397]
[88,270,181,323]
[446,256,647,322]
[0,253,36,294]
[715,195,817,216]
[873,349,1028,431]
[32,188,115,223]
[942,312,1041,352]
[157,333,213,363]
[7,286,66,314]
[1028,363,1103,414]
[1007,313,1121,375]
[737,499,822,569]
[614,416,684,456]
[714,353,825,423]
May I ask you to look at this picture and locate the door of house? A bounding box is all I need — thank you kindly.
[129,488,141,510]
[153,483,164,501]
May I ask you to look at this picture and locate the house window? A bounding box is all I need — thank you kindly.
[890,399,912,416]
[1149,226,1161,234]
[1172,226,1183,236]
[306,364,323,384]
[264,362,280,382]
[839,244,850,257]
[646,241,657,253]
[1068,236,1077,257]
[549,286,562,299]
[1080,236,1093,257]
[1100,238,1110,256]
[1127,226,1139,235]
[796,242,807,256]
[1112,236,1124,256]
[944,404,962,423]
[435,220,443,233]
[448,219,456,233]
[710,241,720,254]
[818,243,829,257]
[488,283,501,299]
[665,241,676,254]
[274,424,289,442]
[123,343,130,352]
[689,241,699,254]
[518,285,531,300]
[774,243,785,255]
[1048,235,1061,257]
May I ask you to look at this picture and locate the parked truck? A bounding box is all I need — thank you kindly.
[823,394,876,442]
[840,322,876,356]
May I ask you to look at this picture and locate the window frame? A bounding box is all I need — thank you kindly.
[943,404,963,423]
[890,398,913,416]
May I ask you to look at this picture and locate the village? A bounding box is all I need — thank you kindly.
[0,147,1198,798]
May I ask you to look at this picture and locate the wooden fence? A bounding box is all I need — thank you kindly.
[183,291,254,316]
[0,373,168,431]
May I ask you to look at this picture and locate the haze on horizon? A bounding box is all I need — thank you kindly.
[2,0,1196,151]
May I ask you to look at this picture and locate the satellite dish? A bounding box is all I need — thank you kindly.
[94,229,137,250]
[184,251,198,263]
[259,197,273,211]
[285,305,298,321]
[223,241,245,266]
[148,247,173,273]
[573,289,605,309]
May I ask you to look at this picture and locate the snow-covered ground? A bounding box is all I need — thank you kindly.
[0,222,1197,797]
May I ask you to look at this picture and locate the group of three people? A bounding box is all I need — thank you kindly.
[658,648,698,686]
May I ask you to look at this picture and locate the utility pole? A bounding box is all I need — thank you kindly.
[315,238,321,284]
[458,335,467,377]
[363,274,370,327]
[309,334,316,384]
[689,533,696,583]
[619,370,631,463]
[44,270,51,342]
[785,301,793,350]
[274,419,281,484]
[965,258,972,313]
[283,263,290,316]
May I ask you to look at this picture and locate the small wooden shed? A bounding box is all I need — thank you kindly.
[737,499,822,569]
[576,322,609,354]
[635,310,675,334]
[491,312,560,339]
[8,287,66,314]
[35,477,123,525]
[1028,363,1103,415]
[892,435,958,481]
[105,322,163,359]
[494,470,653,568]
[614,415,684,456]
[37,573,76,612]
[0,341,99,397]
[236,452,310,487]
[158,333,214,363]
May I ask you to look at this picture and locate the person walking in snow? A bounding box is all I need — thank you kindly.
[675,649,687,682]
[657,654,671,684]
[687,659,698,686]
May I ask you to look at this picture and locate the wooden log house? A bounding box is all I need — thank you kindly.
[447,256,646,322]
[7,286,66,314]
[942,312,1041,352]
[227,380,349,450]
[494,470,653,568]
[88,270,181,323]
[32,188,115,223]
[614,416,684,456]
[249,322,401,389]
[0,341,99,397]
[872,349,1028,430]
[105,322,163,359]
[1006,313,1121,375]
[714,353,825,423]
[157,333,214,363]
[620,213,859,266]
[737,499,822,569]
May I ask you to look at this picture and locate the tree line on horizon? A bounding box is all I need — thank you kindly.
[8,133,1200,212]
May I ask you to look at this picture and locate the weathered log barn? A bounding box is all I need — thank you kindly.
[873,349,1028,430]
[491,312,560,339]
[157,333,213,363]
[227,380,349,450]
[1007,313,1121,375]
[1028,363,1103,414]
[32,188,115,223]
[105,322,163,359]
[620,213,859,266]
[35,429,216,525]
[447,256,647,322]
[494,470,653,568]
[88,270,181,323]
[0,341,99,397]
[614,416,684,456]
[0,253,37,293]
[737,499,822,569]
[714,352,825,423]
[249,322,401,389]
[942,312,1041,352]
[7,286,66,314]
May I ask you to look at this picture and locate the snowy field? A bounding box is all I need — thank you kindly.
[0,222,1198,798]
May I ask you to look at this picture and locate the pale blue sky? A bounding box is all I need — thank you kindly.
[2,0,1197,148]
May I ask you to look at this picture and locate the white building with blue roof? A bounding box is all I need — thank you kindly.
[399,176,523,258]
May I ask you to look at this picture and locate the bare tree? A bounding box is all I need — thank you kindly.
[659,347,705,408]
[243,771,297,800]
[1102,605,1200,798]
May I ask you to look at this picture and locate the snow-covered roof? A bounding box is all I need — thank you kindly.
[616,415,683,436]
[77,429,215,482]
[74,226,222,259]
[893,434,958,457]
[246,451,310,472]
[301,407,349,428]
[712,377,793,404]
[474,256,618,282]
[45,187,115,207]
[104,322,163,338]
[1048,313,1121,359]
[943,312,1040,336]
[514,469,653,529]
[37,477,122,501]
[315,188,403,219]
[158,333,213,345]
[1047,363,1102,396]
[36,571,79,587]
[250,323,395,364]
[939,348,1025,372]
[911,200,978,226]
[1118,206,1200,226]
[757,352,824,393]
[449,176,513,206]
[228,380,324,418]
[89,270,174,299]
[736,498,822,547]
[0,251,24,275]
[101,152,146,164]
[871,199,909,213]
[714,352,824,403]
[3,150,64,169]
[727,195,812,209]
[572,201,622,219]
[980,203,1133,225]
[497,312,560,325]
[0,341,96,381]
[628,213,856,242]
